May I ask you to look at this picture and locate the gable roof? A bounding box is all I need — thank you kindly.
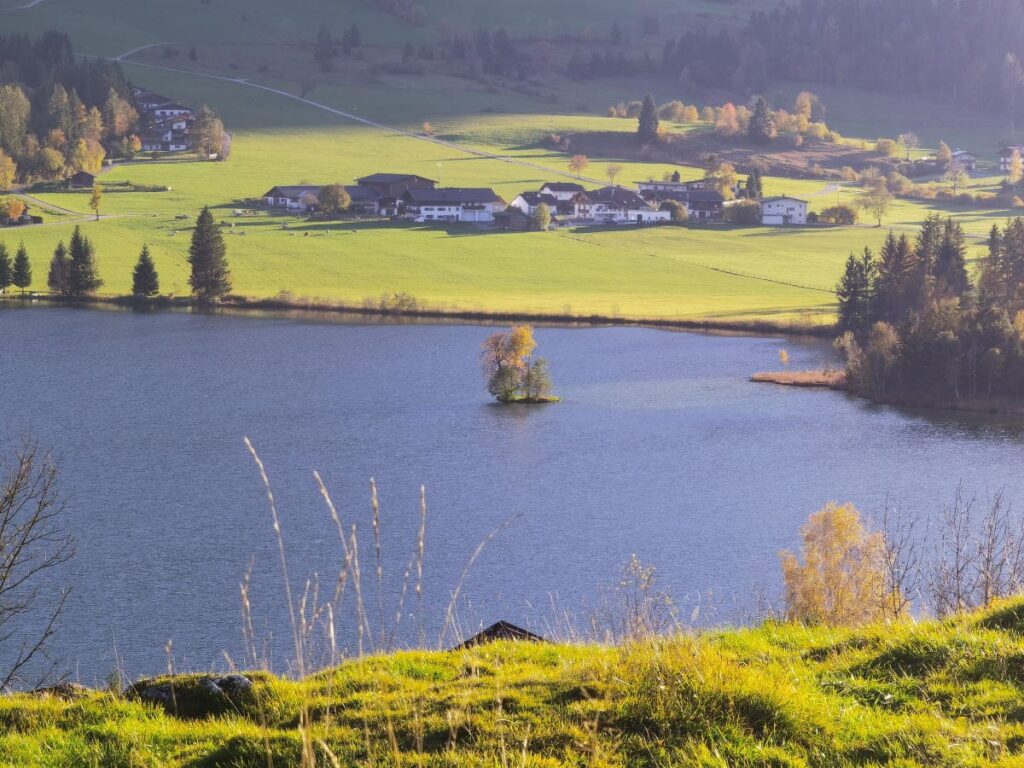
[514,192,559,206]
[761,195,808,204]
[539,182,586,193]
[263,185,322,199]
[357,173,437,185]
[344,185,382,201]
[587,186,649,207]
[686,190,725,204]
[403,187,502,204]
[454,621,546,650]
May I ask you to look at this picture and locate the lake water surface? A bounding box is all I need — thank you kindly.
[3,306,1024,682]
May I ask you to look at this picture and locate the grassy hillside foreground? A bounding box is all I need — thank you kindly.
[7,601,1024,766]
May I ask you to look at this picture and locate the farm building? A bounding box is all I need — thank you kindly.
[538,182,586,201]
[1000,146,1024,172]
[401,188,505,223]
[68,171,97,189]
[760,196,808,225]
[951,150,977,171]
[508,191,560,217]
[586,187,671,224]
[262,185,322,211]
[684,190,725,221]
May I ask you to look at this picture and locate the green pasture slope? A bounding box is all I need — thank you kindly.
[0,0,1013,323]
[6,600,1024,765]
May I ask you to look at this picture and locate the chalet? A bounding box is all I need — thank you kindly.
[1000,146,1024,172]
[685,190,725,221]
[134,90,172,112]
[509,191,560,217]
[454,621,546,650]
[401,187,505,223]
[586,186,671,224]
[356,173,436,198]
[951,150,977,171]
[262,185,322,211]
[68,171,96,189]
[140,115,193,152]
[760,195,808,226]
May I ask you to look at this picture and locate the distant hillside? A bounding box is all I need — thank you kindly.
[6,599,1024,765]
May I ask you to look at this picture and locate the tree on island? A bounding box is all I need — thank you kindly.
[12,242,30,295]
[481,325,557,403]
[47,241,69,297]
[132,245,160,297]
[188,206,231,303]
[0,243,10,294]
[67,226,102,296]
[637,93,659,144]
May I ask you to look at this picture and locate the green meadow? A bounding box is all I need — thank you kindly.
[0,0,1017,323]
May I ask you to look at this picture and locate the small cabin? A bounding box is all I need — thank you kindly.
[454,621,546,650]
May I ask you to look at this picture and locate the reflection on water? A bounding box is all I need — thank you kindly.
[1,306,1024,680]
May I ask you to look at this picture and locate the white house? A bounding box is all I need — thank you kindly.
[262,185,322,211]
[760,196,808,225]
[538,182,586,201]
[401,188,505,223]
[1000,146,1024,172]
[951,150,977,172]
[509,192,560,216]
[586,187,670,224]
[152,102,194,119]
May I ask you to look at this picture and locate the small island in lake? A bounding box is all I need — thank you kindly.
[481,324,560,404]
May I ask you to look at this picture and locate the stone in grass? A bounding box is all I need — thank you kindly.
[128,673,256,718]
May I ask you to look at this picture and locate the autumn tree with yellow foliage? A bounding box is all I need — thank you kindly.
[481,325,558,403]
[780,503,892,626]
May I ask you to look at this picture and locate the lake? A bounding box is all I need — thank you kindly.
[2,306,1024,683]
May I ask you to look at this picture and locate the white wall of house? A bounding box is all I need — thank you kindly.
[760,198,808,225]
[539,185,581,201]
[629,209,671,224]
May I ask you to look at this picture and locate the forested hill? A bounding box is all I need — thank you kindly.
[749,0,1024,109]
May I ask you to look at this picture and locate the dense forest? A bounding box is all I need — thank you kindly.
[0,32,136,185]
[836,214,1024,406]
[659,0,1024,117]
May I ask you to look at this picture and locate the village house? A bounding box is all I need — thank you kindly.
[134,90,195,153]
[538,182,586,201]
[1000,146,1024,172]
[508,191,561,217]
[586,186,671,224]
[68,171,96,189]
[401,188,505,223]
[355,173,437,216]
[951,150,977,172]
[683,190,725,221]
[760,195,808,225]
[262,185,322,211]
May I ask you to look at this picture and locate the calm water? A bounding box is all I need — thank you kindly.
[2,306,1024,682]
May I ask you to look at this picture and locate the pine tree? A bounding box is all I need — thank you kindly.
[745,169,763,199]
[132,245,160,297]
[836,248,876,336]
[874,232,913,323]
[748,95,777,143]
[188,206,231,303]
[47,240,69,297]
[67,226,103,296]
[0,242,10,294]
[12,242,31,294]
[636,93,659,144]
[934,218,969,299]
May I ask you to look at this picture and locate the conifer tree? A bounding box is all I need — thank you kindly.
[188,206,231,303]
[47,241,69,297]
[67,226,102,296]
[748,95,777,143]
[12,242,30,294]
[934,218,969,299]
[0,242,10,294]
[836,248,876,336]
[636,93,659,144]
[131,245,159,297]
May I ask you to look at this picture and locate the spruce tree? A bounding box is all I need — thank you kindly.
[67,226,103,296]
[934,218,969,299]
[836,248,876,336]
[748,96,777,143]
[637,93,659,144]
[188,206,231,303]
[0,243,10,294]
[12,242,31,295]
[47,241,70,297]
[132,245,160,297]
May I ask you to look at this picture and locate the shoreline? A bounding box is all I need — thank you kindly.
[752,369,1024,417]
[0,293,837,337]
